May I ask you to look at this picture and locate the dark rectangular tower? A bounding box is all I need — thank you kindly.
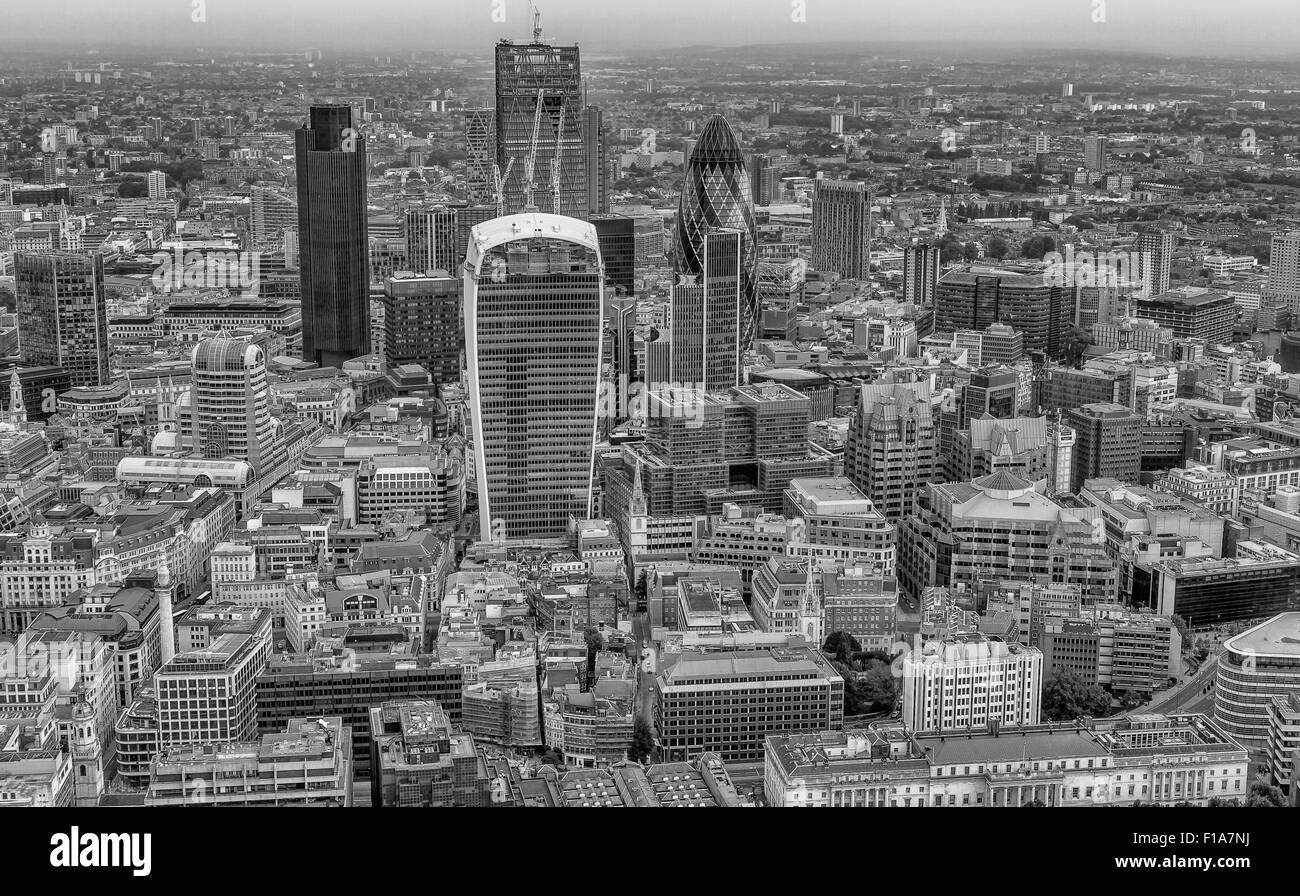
[296,105,370,368]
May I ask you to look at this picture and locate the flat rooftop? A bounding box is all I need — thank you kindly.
[917,727,1110,765]
[1223,612,1300,659]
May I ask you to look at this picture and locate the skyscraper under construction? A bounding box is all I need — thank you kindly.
[494,29,587,217]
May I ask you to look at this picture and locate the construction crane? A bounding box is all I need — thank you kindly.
[550,102,566,213]
[522,87,545,211]
[491,158,514,218]
[529,2,543,43]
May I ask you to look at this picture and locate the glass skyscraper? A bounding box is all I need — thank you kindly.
[295,104,370,368]
[671,115,758,375]
[14,251,109,388]
[190,336,275,473]
[670,229,743,392]
[464,213,604,541]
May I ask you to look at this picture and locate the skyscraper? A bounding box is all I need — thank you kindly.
[670,229,743,391]
[607,295,638,423]
[1136,229,1174,298]
[15,251,109,387]
[1083,135,1108,171]
[673,114,758,355]
[464,213,604,541]
[384,271,462,386]
[147,169,167,199]
[746,152,778,207]
[494,38,587,217]
[810,179,870,280]
[190,336,276,473]
[903,241,940,305]
[590,214,635,296]
[404,205,460,274]
[295,105,370,368]
[1268,231,1300,313]
[463,108,495,206]
[584,105,607,215]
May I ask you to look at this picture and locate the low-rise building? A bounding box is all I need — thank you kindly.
[255,652,463,779]
[144,717,353,806]
[654,647,844,762]
[900,634,1043,733]
[1266,692,1300,800]
[765,713,1248,807]
[368,700,492,807]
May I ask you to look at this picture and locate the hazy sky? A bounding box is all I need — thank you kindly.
[6,0,1298,55]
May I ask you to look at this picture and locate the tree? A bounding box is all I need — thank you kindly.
[629,716,654,764]
[832,661,873,715]
[962,241,981,262]
[634,570,648,612]
[859,659,899,712]
[1041,669,1111,721]
[583,626,602,678]
[937,232,965,264]
[1020,234,1057,260]
[824,631,861,665]
[1246,783,1286,807]
[1024,799,1046,807]
[1058,322,1093,367]
[987,236,1010,260]
[116,178,148,198]
[1206,797,1242,807]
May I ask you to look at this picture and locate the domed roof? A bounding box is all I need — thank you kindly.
[690,114,745,168]
[972,470,1035,499]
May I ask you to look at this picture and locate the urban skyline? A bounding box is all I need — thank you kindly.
[0,4,1296,869]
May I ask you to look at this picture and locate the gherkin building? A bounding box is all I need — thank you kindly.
[672,114,759,352]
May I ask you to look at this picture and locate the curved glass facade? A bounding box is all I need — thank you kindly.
[672,115,758,354]
[465,214,604,541]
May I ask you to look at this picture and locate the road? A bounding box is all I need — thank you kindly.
[632,613,655,724]
[1139,655,1219,717]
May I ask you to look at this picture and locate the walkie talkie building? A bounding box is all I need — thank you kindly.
[671,114,758,368]
[464,213,604,542]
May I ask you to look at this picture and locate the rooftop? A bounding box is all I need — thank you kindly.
[1222,612,1300,659]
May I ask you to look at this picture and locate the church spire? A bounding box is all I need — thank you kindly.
[8,371,25,425]
[630,458,647,518]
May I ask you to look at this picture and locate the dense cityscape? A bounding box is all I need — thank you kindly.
[0,0,1299,830]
